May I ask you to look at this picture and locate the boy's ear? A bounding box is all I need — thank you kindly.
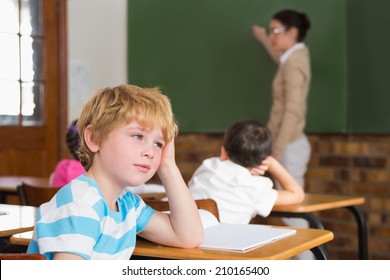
[84,125,99,153]
[220,146,229,160]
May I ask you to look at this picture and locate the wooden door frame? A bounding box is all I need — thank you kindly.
[0,0,68,176]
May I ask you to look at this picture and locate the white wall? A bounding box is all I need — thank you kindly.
[67,0,127,123]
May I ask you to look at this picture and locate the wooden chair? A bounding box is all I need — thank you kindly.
[0,253,46,260]
[145,198,220,221]
[17,182,59,207]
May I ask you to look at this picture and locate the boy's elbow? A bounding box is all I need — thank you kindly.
[180,230,204,248]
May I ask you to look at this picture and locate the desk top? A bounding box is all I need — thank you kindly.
[11,226,333,260]
[0,176,50,193]
[134,226,333,260]
[272,193,365,213]
[0,204,37,237]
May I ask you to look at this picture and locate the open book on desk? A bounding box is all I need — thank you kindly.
[198,209,296,251]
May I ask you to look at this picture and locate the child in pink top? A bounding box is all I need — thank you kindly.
[50,120,85,187]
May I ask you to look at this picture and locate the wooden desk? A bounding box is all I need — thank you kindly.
[11,227,333,260]
[0,176,50,203]
[0,204,37,237]
[136,226,334,260]
[10,231,33,246]
[271,193,367,259]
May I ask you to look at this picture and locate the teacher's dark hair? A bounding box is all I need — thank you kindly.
[273,9,311,42]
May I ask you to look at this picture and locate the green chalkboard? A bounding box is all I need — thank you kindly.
[128,0,347,133]
[347,0,390,133]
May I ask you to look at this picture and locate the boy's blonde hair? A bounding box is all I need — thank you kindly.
[77,84,178,171]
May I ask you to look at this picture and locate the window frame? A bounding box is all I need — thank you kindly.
[0,0,67,176]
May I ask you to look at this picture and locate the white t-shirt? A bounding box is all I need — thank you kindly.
[188,157,278,224]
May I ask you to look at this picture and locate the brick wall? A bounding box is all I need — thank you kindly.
[169,133,390,260]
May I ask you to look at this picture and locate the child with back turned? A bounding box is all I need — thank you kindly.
[188,120,304,224]
[27,84,203,260]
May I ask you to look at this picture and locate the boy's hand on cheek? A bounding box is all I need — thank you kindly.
[158,139,176,172]
[157,139,186,192]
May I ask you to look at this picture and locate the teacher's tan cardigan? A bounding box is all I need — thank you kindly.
[258,36,311,156]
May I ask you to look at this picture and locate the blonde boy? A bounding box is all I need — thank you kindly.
[27,84,203,259]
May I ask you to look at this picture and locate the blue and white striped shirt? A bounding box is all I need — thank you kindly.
[27,175,155,260]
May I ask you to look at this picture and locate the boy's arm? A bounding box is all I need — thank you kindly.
[138,139,204,248]
[265,156,305,205]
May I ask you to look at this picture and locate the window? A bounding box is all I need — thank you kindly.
[0,0,67,177]
[0,0,44,126]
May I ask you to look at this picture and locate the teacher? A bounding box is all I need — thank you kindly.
[252,10,312,259]
[252,9,311,190]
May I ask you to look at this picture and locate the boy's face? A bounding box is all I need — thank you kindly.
[95,121,165,188]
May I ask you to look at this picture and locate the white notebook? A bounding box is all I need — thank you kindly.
[198,209,296,251]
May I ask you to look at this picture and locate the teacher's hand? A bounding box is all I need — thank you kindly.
[252,25,266,41]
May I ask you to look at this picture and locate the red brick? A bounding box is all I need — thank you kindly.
[370,225,390,239]
[368,197,387,210]
[317,141,333,154]
[334,169,363,182]
[334,142,370,155]
[369,142,390,155]
[319,156,350,167]
[385,199,390,212]
[369,238,390,252]
[306,167,335,180]
[367,212,381,224]
[352,183,389,196]
[308,154,319,166]
[353,157,387,168]
[364,170,390,183]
